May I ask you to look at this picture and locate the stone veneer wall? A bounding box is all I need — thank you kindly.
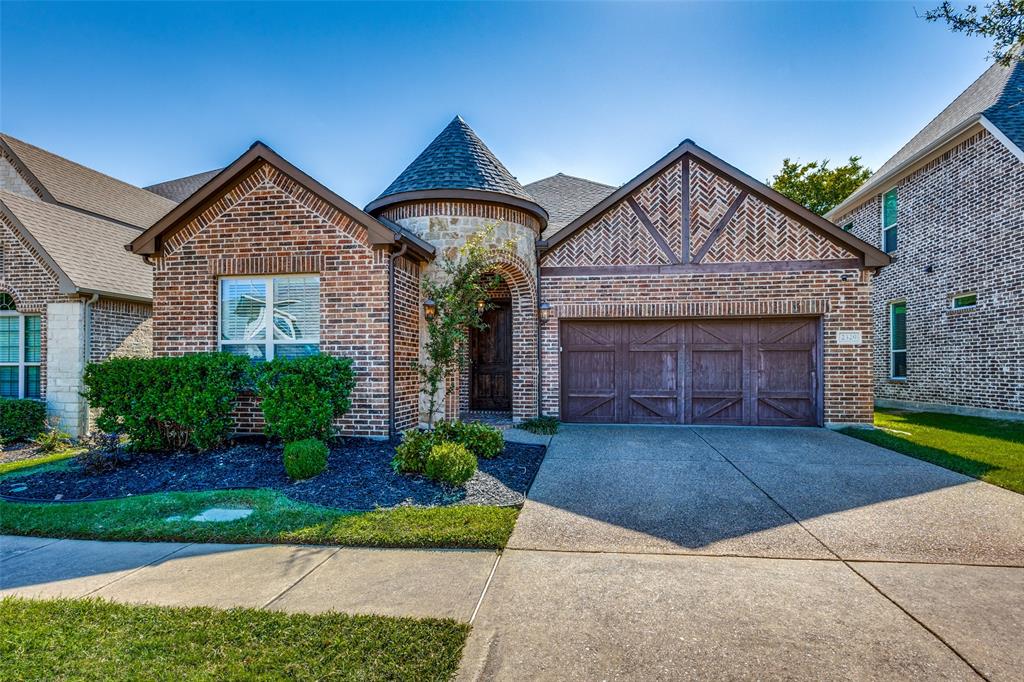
[833,128,1024,416]
[379,201,540,422]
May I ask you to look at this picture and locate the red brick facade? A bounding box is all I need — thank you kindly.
[539,156,877,425]
[832,128,1024,416]
[150,161,418,437]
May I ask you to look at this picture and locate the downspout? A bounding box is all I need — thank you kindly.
[388,241,409,439]
[535,254,543,418]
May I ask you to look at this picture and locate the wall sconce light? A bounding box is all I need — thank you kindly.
[476,299,486,314]
[538,301,552,323]
[423,298,437,321]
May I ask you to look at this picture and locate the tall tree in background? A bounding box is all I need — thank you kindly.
[769,157,872,216]
[923,1,1024,65]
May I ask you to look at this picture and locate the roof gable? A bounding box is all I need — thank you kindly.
[0,133,177,229]
[0,189,153,301]
[145,169,222,202]
[129,142,433,260]
[543,140,888,269]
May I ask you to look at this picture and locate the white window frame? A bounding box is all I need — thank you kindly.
[218,275,320,361]
[950,292,978,310]
[0,306,41,399]
[882,187,898,253]
[889,300,907,381]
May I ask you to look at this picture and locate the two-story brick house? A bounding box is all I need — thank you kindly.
[829,58,1024,419]
[0,134,167,435]
[133,117,888,436]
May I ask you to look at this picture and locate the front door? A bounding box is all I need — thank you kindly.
[470,299,513,411]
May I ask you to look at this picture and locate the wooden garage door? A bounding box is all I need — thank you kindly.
[561,318,819,426]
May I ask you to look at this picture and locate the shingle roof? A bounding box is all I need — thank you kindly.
[525,173,617,238]
[373,116,535,203]
[0,189,152,300]
[145,169,221,203]
[832,58,1024,216]
[0,133,177,229]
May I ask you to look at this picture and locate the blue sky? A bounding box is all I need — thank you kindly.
[1,1,992,205]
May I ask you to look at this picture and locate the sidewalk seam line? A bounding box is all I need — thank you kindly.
[844,561,989,681]
[0,536,63,563]
[470,551,502,624]
[260,547,343,611]
[83,542,196,597]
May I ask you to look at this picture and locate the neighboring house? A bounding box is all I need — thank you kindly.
[830,59,1024,420]
[0,134,168,435]
[133,116,888,437]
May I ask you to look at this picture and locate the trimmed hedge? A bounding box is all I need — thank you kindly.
[255,355,356,442]
[283,439,329,481]
[83,354,251,451]
[0,398,46,443]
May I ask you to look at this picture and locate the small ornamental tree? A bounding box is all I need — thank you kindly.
[418,224,514,427]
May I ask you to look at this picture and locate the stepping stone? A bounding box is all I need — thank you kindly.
[189,508,253,522]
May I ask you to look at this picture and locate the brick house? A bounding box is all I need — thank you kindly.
[0,134,167,435]
[829,58,1024,420]
[133,117,888,436]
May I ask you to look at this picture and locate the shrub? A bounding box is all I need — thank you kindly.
[0,398,46,443]
[519,416,560,435]
[425,441,477,487]
[392,429,434,474]
[75,447,134,475]
[83,353,251,451]
[283,439,329,481]
[255,355,356,443]
[32,418,72,453]
[434,420,504,459]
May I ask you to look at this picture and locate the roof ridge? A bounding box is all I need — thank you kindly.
[527,172,617,189]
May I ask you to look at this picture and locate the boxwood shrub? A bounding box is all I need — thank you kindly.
[0,398,46,443]
[434,420,504,459]
[255,355,356,442]
[82,353,251,451]
[283,438,329,481]
[392,429,433,474]
[425,441,477,487]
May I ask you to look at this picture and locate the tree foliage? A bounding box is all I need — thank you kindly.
[923,1,1024,65]
[418,225,514,426]
[769,157,872,216]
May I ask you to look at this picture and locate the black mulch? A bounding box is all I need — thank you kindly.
[0,441,43,465]
[0,438,546,511]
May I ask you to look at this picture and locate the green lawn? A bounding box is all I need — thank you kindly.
[1,597,468,681]
[0,448,80,476]
[841,409,1024,494]
[0,488,519,549]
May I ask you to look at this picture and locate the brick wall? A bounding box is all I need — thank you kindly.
[393,254,421,433]
[833,128,1024,415]
[151,162,397,437]
[89,298,152,362]
[539,155,876,425]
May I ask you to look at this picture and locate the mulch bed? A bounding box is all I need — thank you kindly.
[0,441,44,465]
[0,438,546,510]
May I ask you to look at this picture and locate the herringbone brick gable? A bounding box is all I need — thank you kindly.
[543,158,854,267]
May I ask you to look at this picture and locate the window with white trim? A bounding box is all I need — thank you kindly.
[951,293,977,310]
[882,188,898,253]
[219,276,320,361]
[0,293,41,399]
[890,301,907,379]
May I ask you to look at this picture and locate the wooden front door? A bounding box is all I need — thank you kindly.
[470,300,512,411]
[560,317,821,426]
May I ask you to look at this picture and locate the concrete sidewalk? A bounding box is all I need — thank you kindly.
[0,535,497,621]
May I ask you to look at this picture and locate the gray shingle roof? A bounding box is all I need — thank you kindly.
[833,58,1024,216]
[0,189,152,301]
[525,173,617,238]
[145,169,221,203]
[373,116,535,203]
[0,133,177,228]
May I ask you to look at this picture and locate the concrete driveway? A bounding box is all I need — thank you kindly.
[460,425,1024,681]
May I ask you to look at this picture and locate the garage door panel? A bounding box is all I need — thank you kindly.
[560,317,820,426]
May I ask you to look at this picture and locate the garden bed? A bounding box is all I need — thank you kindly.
[0,438,546,510]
